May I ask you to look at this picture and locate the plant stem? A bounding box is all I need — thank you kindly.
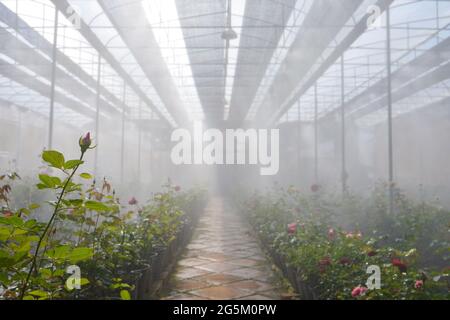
[19,153,85,300]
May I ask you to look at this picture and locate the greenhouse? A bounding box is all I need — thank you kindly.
[0,0,449,303]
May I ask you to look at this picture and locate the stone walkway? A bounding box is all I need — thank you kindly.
[162,197,283,300]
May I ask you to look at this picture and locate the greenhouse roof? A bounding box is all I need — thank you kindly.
[0,0,449,130]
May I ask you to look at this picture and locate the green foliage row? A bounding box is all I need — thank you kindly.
[239,185,449,300]
[0,134,207,300]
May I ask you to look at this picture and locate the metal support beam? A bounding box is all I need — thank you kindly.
[340,55,347,194]
[228,0,296,124]
[386,3,394,214]
[120,84,127,185]
[0,59,95,118]
[94,54,102,177]
[51,0,170,128]
[266,0,394,125]
[137,100,142,183]
[48,7,59,150]
[297,100,301,182]
[98,0,188,126]
[314,83,318,184]
[16,111,22,171]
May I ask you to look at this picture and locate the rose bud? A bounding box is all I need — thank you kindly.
[79,132,92,153]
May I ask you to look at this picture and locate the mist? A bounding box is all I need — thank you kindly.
[0,0,448,303]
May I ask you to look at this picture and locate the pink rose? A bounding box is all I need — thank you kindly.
[287,223,297,235]
[391,258,408,273]
[328,228,336,240]
[128,197,138,205]
[79,132,92,153]
[351,285,368,298]
[414,280,424,289]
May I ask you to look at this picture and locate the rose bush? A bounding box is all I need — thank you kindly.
[0,134,207,300]
[239,185,449,300]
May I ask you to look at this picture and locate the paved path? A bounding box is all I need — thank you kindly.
[163,197,283,300]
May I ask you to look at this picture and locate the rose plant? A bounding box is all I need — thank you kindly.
[0,134,207,300]
[239,186,449,300]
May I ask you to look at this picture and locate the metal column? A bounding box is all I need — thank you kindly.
[137,100,142,183]
[94,54,102,177]
[314,83,318,184]
[16,110,22,171]
[340,55,347,194]
[120,84,127,185]
[297,100,301,183]
[48,7,59,150]
[386,3,394,214]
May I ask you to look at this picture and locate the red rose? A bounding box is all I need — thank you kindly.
[391,258,407,273]
[351,285,368,298]
[2,210,13,217]
[311,184,320,193]
[367,250,377,257]
[174,186,181,192]
[339,257,351,265]
[414,280,424,289]
[128,197,138,205]
[287,223,297,235]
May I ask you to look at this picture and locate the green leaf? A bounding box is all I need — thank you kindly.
[42,150,65,169]
[38,174,61,188]
[29,203,40,210]
[29,290,49,298]
[79,173,93,180]
[110,283,131,289]
[64,159,84,170]
[67,247,93,263]
[67,199,83,207]
[0,272,9,285]
[0,216,23,227]
[46,245,71,260]
[85,201,110,212]
[120,290,131,300]
[24,219,37,229]
[80,278,90,286]
[36,183,49,190]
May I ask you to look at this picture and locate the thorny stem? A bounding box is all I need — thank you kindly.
[19,152,85,300]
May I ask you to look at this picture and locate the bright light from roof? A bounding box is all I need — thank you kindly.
[224,0,246,121]
[246,0,314,121]
[143,0,204,122]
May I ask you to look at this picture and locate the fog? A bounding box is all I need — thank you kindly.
[0,0,449,302]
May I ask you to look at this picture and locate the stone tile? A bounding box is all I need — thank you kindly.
[173,279,209,292]
[192,273,244,286]
[175,267,211,280]
[226,280,275,292]
[161,197,283,300]
[223,268,267,280]
[191,286,248,300]
[195,262,240,273]
[178,257,211,267]
[228,258,261,267]
[197,252,235,262]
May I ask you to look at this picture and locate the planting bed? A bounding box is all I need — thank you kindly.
[238,186,450,300]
